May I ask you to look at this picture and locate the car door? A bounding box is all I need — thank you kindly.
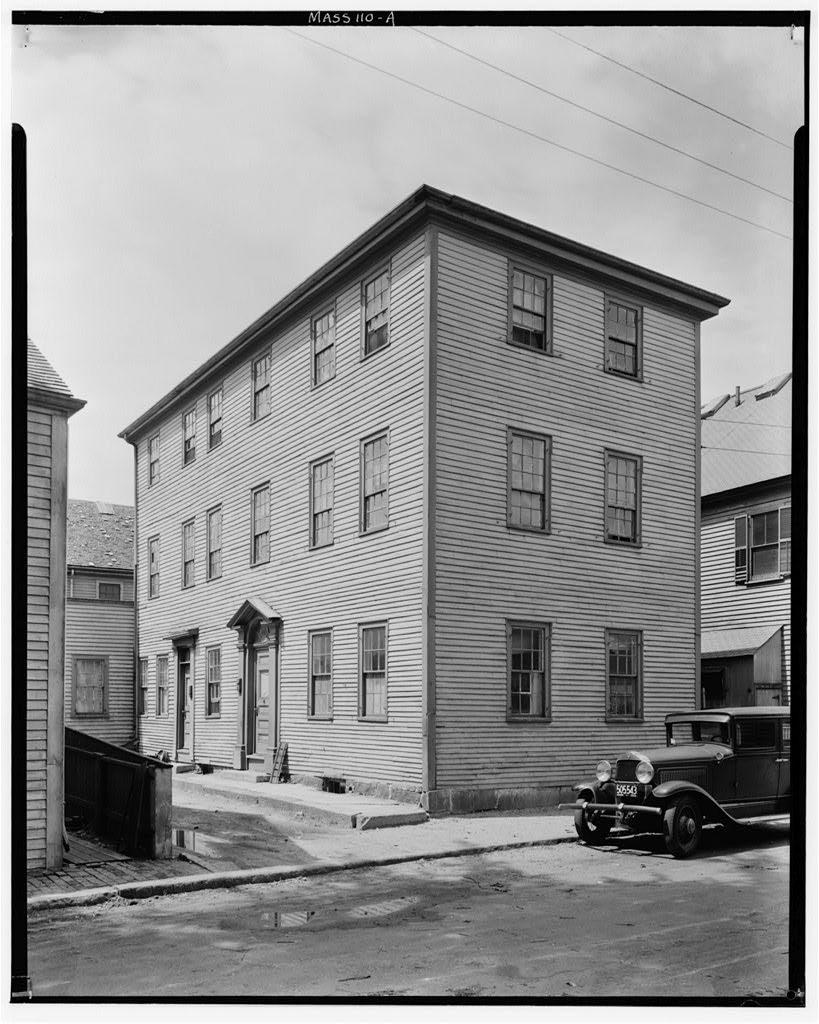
[776,718,791,811]
[734,715,779,815]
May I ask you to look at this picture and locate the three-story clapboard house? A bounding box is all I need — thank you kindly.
[121,186,729,812]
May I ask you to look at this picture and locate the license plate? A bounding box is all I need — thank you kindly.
[616,783,637,798]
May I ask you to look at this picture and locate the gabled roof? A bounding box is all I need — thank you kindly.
[701,372,791,497]
[27,340,86,414]
[120,184,729,443]
[66,499,134,570]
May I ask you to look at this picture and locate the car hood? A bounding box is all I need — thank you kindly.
[617,743,733,765]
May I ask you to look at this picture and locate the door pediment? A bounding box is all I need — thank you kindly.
[226,597,281,631]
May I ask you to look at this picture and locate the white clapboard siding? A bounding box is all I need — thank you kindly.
[68,570,134,602]
[432,229,699,789]
[702,483,791,703]
[64,602,135,745]
[134,233,428,784]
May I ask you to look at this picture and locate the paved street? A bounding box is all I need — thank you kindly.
[28,822,788,999]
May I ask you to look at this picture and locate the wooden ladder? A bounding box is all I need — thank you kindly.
[270,742,288,784]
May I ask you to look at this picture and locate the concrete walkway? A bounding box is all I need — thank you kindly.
[28,774,578,913]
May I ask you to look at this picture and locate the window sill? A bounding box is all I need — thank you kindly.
[311,375,337,392]
[250,411,271,426]
[508,523,551,535]
[359,524,389,538]
[208,440,223,453]
[73,713,110,720]
[309,540,335,551]
[206,574,223,583]
[361,340,391,362]
[205,714,221,720]
[181,584,195,591]
[746,574,788,586]
[505,337,553,357]
[506,715,552,724]
[308,715,334,722]
[183,457,197,468]
[357,715,389,723]
[604,367,643,383]
[604,537,642,549]
[250,558,270,568]
[605,716,645,724]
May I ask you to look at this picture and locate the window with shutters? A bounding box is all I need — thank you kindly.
[735,505,791,584]
[312,307,336,386]
[207,505,222,580]
[182,519,195,588]
[251,484,270,565]
[73,656,108,717]
[183,407,196,465]
[606,629,643,720]
[208,386,223,449]
[507,622,550,720]
[310,456,334,548]
[361,431,389,533]
[508,265,552,353]
[252,352,271,420]
[156,656,169,717]
[363,268,390,356]
[360,623,387,720]
[605,298,642,378]
[508,429,551,532]
[206,647,221,717]
[605,450,641,545]
[308,630,333,719]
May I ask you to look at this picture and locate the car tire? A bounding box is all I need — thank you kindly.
[663,796,702,858]
[574,803,612,845]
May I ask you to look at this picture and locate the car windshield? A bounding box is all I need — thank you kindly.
[668,721,730,746]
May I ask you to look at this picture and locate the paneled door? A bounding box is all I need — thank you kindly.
[176,648,193,755]
[253,647,270,755]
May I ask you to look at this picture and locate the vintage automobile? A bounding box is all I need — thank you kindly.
[572,706,790,858]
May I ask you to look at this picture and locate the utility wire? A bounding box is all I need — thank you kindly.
[284,30,792,241]
[701,446,791,455]
[548,28,794,151]
[412,28,791,203]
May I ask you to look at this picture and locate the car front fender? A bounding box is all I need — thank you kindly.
[650,779,737,826]
[573,780,602,802]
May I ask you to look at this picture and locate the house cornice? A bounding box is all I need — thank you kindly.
[701,474,791,509]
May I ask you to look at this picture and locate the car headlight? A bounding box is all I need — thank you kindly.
[635,760,654,784]
[596,759,612,782]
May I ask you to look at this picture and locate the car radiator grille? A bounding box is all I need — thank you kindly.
[615,760,638,782]
[655,767,707,787]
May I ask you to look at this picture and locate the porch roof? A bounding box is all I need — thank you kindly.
[701,624,781,659]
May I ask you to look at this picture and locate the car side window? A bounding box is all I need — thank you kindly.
[735,719,777,750]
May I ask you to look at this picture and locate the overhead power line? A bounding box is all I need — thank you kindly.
[548,28,794,151]
[701,445,791,456]
[412,28,791,204]
[284,30,792,241]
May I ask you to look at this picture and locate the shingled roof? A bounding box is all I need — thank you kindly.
[66,500,134,571]
[27,340,86,413]
[701,372,791,497]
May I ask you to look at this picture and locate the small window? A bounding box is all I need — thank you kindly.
[148,435,160,485]
[736,506,791,584]
[508,429,551,532]
[605,299,642,378]
[182,519,195,589]
[606,629,643,720]
[360,623,387,719]
[310,456,334,548]
[363,269,390,356]
[207,506,222,580]
[209,386,223,449]
[148,536,160,599]
[362,432,389,533]
[156,655,169,717]
[73,656,108,717]
[206,647,221,717]
[253,352,271,420]
[183,408,196,465]
[507,622,550,719]
[509,267,551,352]
[251,485,270,564]
[735,718,777,749]
[605,451,641,545]
[138,658,148,717]
[98,581,121,601]
[309,630,333,718]
[312,308,336,387]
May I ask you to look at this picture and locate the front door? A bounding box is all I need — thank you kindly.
[253,647,270,754]
[176,649,193,756]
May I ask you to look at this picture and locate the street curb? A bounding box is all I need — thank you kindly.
[27,833,577,913]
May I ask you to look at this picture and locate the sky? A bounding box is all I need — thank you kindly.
[10,16,804,506]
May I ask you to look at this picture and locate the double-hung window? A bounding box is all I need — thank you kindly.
[138,658,148,716]
[605,298,642,378]
[73,656,108,717]
[312,308,336,386]
[148,536,160,598]
[736,506,791,583]
[206,647,221,717]
[209,386,223,449]
[363,269,390,356]
[605,450,641,545]
[251,484,270,564]
[310,456,334,547]
[606,629,642,719]
[508,429,551,532]
[360,623,387,719]
[309,630,333,718]
[207,506,222,580]
[156,655,168,717]
[507,622,550,719]
[253,352,271,420]
[183,408,196,465]
[362,432,389,533]
[148,435,160,485]
[182,519,195,588]
[509,267,551,352]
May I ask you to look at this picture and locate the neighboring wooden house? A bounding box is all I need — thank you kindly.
[27,340,85,869]
[700,372,792,708]
[120,185,728,812]
[64,499,136,746]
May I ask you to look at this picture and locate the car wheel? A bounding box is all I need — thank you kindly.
[574,802,612,845]
[663,796,702,858]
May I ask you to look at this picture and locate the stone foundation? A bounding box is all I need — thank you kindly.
[423,785,577,816]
